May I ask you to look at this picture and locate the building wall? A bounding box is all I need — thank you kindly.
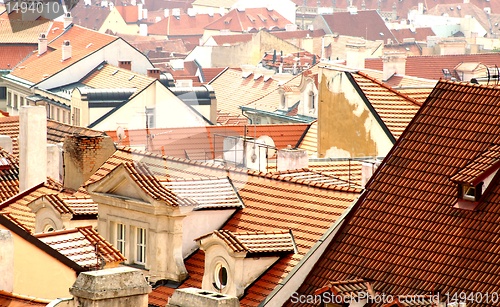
[0,225,77,299]
[100,8,139,35]
[317,68,393,158]
[90,82,208,131]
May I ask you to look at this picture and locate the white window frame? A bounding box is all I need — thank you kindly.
[135,227,146,265]
[116,223,126,255]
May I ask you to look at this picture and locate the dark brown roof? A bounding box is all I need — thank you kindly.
[71,2,111,31]
[391,27,435,43]
[319,11,397,43]
[288,80,500,306]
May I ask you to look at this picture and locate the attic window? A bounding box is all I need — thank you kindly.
[224,17,232,24]
[247,14,255,23]
[213,262,228,290]
[459,183,483,202]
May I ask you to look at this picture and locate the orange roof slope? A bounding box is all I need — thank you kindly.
[204,8,291,32]
[10,25,117,84]
[35,226,125,269]
[0,148,20,202]
[115,5,139,23]
[0,45,36,70]
[289,80,500,306]
[106,123,309,159]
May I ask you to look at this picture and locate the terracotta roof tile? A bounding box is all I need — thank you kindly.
[204,8,291,32]
[148,13,222,36]
[35,226,125,269]
[0,148,19,203]
[289,80,500,306]
[10,25,117,84]
[216,110,248,125]
[365,53,500,81]
[0,45,35,70]
[209,33,253,45]
[391,27,435,43]
[201,67,226,83]
[298,121,317,155]
[204,229,296,254]
[0,20,57,44]
[451,144,500,185]
[320,11,397,43]
[105,123,310,159]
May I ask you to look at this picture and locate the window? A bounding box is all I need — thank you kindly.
[145,107,155,128]
[20,96,24,107]
[460,183,482,202]
[280,94,286,109]
[13,94,18,110]
[116,223,126,255]
[73,107,80,126]
[0,87,6,100]
[213,262,228,290]
[135,227,146,264]
[7,91,11,107]
[308,91,315,110]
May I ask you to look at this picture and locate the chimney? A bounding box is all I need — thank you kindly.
[69,267,151,307]
[240,64,255,78]
[172,8,180,17]
[417,2,424,14]
[277,146,308,172]
[118,60,132,70]
[187,7,196,16]
[63,12,73,28]
[345,40,366,69]
[164,8,170,17]
[147,68,161,80]
[0,135,13,154]
[61,40,72,61]
[47,144,63,183]
[167,288,239,307]
[361,160,380,187]
[0,230,14,293]
[38,33,47,55]
[19,106,47,192]
[138,3,143,20]
[63,134,116,190]
[382,52,406,81]
[139,23,148,36]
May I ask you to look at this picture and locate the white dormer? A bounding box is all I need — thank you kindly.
[197,230,296,298]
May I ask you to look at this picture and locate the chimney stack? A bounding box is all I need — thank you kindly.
[382,52,407,81]
[38,33,47,55]
[61,40,72,61]
[277,146,308,172]
[19,106,47,192]
[63,12,73,28]
[0,135,13,154]
[118,60,132,70]
[147,68,161,80]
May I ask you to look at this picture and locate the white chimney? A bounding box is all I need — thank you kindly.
[285,24,297,31]
[142,8,148,19]
[0,230,14,293]
[63,12,73,28]
[0,135,13,154]
[277,146,308,171]
[61,40,72,61]
[382,52,406,81]
[38,33,47,55]
[138,3,143,20]
[263,69,274,81]
[240,64,255,78]
[139,23,148,36]
[172,8,180,17]
[361,160,380,187]
[345,40,366,69]
[19,106,47,192]
[187,7,196,16]
[47,144,62,183]
[417,2,424,14]
[164,8,170,17]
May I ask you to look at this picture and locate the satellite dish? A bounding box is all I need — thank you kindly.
[257,135,276,157]
[116,126,126,142]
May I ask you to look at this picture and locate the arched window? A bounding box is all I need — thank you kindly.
[213,262,228,291]
[308,91,315,110]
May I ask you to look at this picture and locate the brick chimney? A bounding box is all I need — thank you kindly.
[38,33,47,55]
[63,134,116,190]
[118,60,132,70]
[147,68,161,80]
[19,106,47,192]
[61,40,72,61]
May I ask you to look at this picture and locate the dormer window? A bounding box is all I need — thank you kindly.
[308,91,315,110]
[462,184,477,201]
[214,262,229,290]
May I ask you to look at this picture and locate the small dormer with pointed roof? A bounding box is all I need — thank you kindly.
[196,229,296,298]
[451,144,500,210]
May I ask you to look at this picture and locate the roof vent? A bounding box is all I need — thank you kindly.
[38,33,48,55]
[61,40,72,61]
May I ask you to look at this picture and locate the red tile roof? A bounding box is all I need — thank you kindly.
[201,67,226,83]
[204,8,291,32]
[148,13,222,36]
[105,124,310,159]
[319,11,397,43]
[0,148,20,203]
[10,25,117,84]
[83,147,359,306]
[35,226,125,269]
[450,144,500,185]
[0,44,35,70]
[391,27,435,43]
[289,80,500,306]
[365,53,500,81]
[71,2,111,31]
[115,5,139,23]
[209,33,253,45]
[199,229,296,254]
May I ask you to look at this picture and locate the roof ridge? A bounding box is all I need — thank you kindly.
[356,70,422,106]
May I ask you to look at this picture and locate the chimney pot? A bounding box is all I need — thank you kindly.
[61,40,72,61]
[147,68,161,80]
[38,33,47,55]
[118,60,132,70]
